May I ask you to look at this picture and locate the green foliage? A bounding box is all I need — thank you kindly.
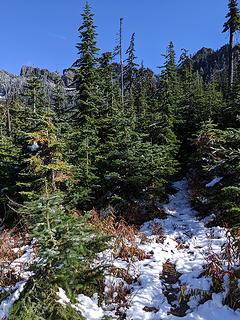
[17,109,71,201]
[192,122,240,226]
[221,65,240,127]
[8,277,84,320]
[9,193,106,319]
[223,0,240,33]
[73,2,100,123]
[124,33,138,92]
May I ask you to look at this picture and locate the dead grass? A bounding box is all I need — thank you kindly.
[109,267,136,285]
[0,227,30,287]
[121,203,167,226]
[113,242,149,262]
[90,209,138,241]
[224,268,240,310]
[105,279,131,306]
[151,223,166,243]
[90,209,150,262]
[160,259,182,285]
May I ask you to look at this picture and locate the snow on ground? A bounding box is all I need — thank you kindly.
[80,178,239,320]
[205,177,223,188]
[57,288,104,320]
[0,241,36,320]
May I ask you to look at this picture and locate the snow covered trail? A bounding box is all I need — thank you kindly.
[96,179,240,320]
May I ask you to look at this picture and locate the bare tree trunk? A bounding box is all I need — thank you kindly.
[6,103,11,133]
[86,137,89,178]
[33,87,36,114]
[51,171,56,192]
[120,18,124,106]
[229,28,234,87]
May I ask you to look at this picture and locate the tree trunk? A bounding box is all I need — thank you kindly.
[120,18,124,106]
[229,27,234,87]
[6,102,12,133]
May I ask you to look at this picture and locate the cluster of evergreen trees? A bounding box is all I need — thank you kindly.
[0,1,239,318]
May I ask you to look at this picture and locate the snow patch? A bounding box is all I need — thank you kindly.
[205,177,223,188]
[0,241,36,319]
[57,288,104,320]
[0,282,27,320]
[28,142,39,152]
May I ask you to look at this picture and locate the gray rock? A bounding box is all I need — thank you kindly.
[20,66,60,83]
[0,66,76,108]
[62,68,76,87]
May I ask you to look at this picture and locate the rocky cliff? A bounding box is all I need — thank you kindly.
[190,44,240,82]
[0,66,76,107]
[0,44,238,104]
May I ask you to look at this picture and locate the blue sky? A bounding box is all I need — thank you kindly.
[0,0,230,75]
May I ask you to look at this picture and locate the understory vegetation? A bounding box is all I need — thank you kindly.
[0,1,240,319]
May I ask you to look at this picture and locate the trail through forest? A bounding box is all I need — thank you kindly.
[1,180,240,320]
[83,179,240,320]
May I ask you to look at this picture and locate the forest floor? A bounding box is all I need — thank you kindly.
[1,179,240,319]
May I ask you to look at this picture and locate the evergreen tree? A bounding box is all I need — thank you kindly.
[0,134,19,225]
[176,50,206,140]
[68,2,101,210]
[24,75,45,115]
[221,64,240,127]
[124,33,138,92]
[151,42,180,150]
[17,108,71,201]
[158,42,179,128]
[72,2,99,123]
[52,77,66,120]
[133,63,157,134]
[97,51,122,143]
[223,0,240,87]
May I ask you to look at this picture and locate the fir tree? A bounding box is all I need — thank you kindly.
[52,76,66,120]
[152,42,180,149]
[158,42,179,128]
[124,33,138,92]
[24,74,45,115]
[72,2,99,123]
[68,2,101,209]
[221,64,240,127]
[223,0,240,87]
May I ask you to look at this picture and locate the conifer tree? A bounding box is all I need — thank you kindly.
[176,51,206,141]
[0,134,19,224]
[158,42,179,127]
[223,0,240,87]
[68,2,101,209]
[124,33,138,92]
[72,2,99,123]
[97,52,121,143]
[17,108,71,201]
[133,63,157,134]
[152,42,179,149]
[52,77,66,120]
[221,64,240,127]
[24,75,45,115]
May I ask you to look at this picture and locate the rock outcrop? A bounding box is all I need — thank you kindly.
[190,44,240,82]
[0,66,76,108]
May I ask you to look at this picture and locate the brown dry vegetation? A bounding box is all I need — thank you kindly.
[0,227,30,286]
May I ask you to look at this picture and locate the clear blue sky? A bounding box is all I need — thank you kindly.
[0,0,231,75]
